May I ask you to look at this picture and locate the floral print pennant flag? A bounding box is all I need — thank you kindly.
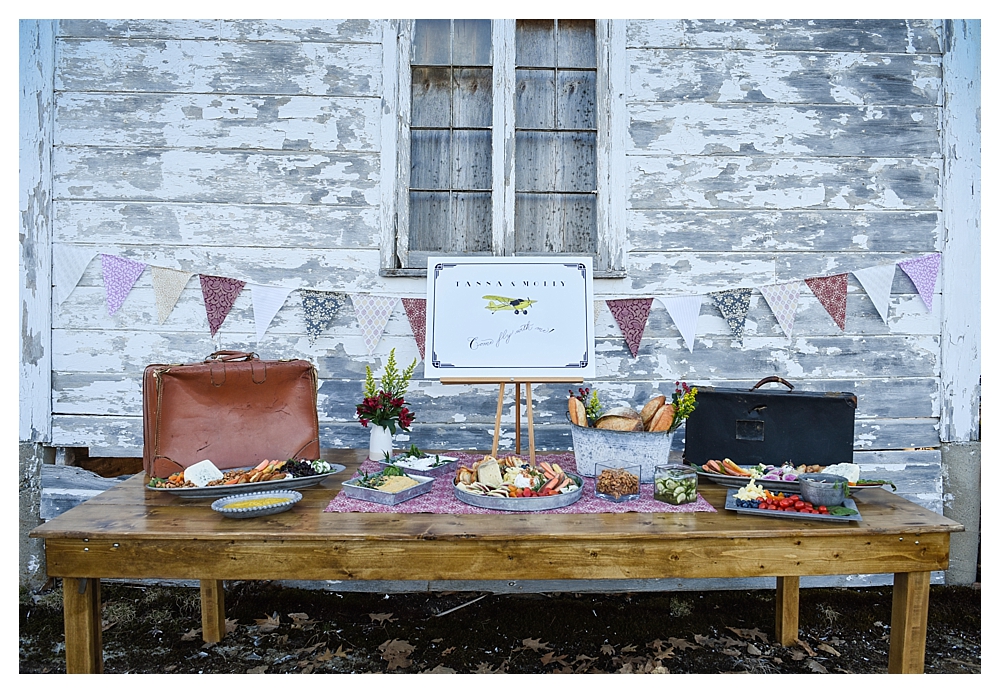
[199,274,245,336]
[710,288,753,346]
[150,266,193,324]
[805,274,848,330]
[606,298,654,358]
[401,298,427,361]
[300,290,348,345]
[897,253,941,311]
[100,254,147,316]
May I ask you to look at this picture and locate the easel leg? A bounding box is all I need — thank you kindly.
[515,383,522,455]
[492,382,506,458]
[526,383,535,466]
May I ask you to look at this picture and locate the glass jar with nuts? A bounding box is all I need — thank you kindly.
[594,463,641,503]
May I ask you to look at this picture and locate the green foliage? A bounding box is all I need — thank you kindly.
[364,348,417,399]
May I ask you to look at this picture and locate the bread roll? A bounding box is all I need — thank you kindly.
[603,406,642,421]
[568,397,588,427]
[594,414,643,431]
[640,395,666,429]
[648,403,676,432]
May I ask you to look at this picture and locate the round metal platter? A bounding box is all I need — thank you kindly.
[452,474,584,511]
[211,490,303,518]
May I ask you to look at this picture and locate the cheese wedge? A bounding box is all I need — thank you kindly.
[476,459,504,489]
[185,459,224,487]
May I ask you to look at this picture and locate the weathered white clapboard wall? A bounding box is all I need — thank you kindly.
[48,20,951,521]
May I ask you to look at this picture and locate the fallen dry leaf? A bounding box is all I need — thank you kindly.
[600,644,616,655]
[621,644,638,653]
[369,612,397,624]
[540,651,569,666]
[522,638,550,652]
[473,661,501,674]
[334,644,351,658]
[807,659,829,673]
[180,627,201,642]
[224,618,238,634]
[747,643,762,656]
[246,665,269,674]
[788,650,807,661]
[693,634,717,647]
[314,648,334,662]
[651,665,670,674]
[668,637,698,651]
[795,639,817,657]
[817,643,841,656]
[288,612,315,627]
[379,638,415,671]
[421,664,457,674]
[441,646,456,656]
[254,613,281,633]
[722,648,741,656]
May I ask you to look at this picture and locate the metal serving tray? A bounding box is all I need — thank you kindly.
[452,474,584,511]
[340,473,435,505]
[692,465,810,494]
[147,464,346,499]
[724,489,863,523]
[379,453,459,477]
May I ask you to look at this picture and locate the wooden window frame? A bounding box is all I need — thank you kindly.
[380,19,626,278]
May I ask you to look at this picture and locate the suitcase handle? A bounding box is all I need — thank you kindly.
[750,376,794,391]
[205,350,258,362]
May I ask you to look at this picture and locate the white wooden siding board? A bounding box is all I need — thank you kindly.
[54,202,380,249]
[492,20,515,256]
[939,20,981,442]
[57,19,382,43]
[628,103,941,157]
[55,93,381,152]
[53,147,380,206]
[627,210,940,252]
[55,39,382,96]
[379,19,400,271]
[627,156,940,211]
[19,19,55,442]
[626,20,941,54]
[627,49,941,106]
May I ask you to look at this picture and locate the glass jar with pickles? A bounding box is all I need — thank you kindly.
[654,464,698,505]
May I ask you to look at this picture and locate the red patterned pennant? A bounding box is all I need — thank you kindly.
[805,274,848,330]
[199,274,246,336]
[402,298,427,361]
[606,298,654,358]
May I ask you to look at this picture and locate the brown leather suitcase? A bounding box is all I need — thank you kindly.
[142,350,321,478]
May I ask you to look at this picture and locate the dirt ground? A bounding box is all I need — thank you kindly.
[19,580,980,674]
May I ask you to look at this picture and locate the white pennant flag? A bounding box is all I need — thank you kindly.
[250,284,294,343]
[150,267,193,324]
[53,245,98,305]
[853,263,897,324]
[350,294,400,355]
[658,295,703,352]
[758,281,800,339]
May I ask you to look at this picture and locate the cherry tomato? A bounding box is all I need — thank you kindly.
[794,500,805,509]
[818,506,828,513]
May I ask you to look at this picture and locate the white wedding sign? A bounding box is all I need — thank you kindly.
[424,256,596,379]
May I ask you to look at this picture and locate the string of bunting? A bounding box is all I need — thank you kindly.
[54,248,941,360]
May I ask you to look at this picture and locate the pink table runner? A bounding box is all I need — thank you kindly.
[323,452,716,515]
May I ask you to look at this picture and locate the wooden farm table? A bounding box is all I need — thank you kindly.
[30,449,962,674]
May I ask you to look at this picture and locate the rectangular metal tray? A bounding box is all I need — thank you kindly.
[340,473,435,505]
[724,489,863,523]
[379,454,459,477]
[693,465,807,494]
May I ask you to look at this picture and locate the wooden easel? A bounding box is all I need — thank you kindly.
[439,377,583,466]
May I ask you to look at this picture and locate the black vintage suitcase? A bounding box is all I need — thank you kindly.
[683,377,856,469]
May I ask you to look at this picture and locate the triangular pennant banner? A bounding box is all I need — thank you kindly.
[710,287,753,346]
[758,281,800,339]
[805,274,848,330]
[658,295,703,353]
[897,253,941,311]
[350,294,399,355]
[852,264,896,324]
[606,298,653,358]
[300,290,348,344]
[401,298,427,361]
[199,274,246,336]
[100,254,146,316]
[250,284,294,344]
[150,267,193,324]
[53,245,98,306]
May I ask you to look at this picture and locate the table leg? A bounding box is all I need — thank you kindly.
[200,580,227,643]
[774,576,800,646]
[888,571,931,673]
[63,577,103,674]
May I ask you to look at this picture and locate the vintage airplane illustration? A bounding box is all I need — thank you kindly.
[482,295,537,315]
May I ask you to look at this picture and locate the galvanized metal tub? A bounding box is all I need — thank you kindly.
[569,422,675,483]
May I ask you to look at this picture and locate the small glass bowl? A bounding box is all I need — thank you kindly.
[593,463,641,503]
[654,463,699,505]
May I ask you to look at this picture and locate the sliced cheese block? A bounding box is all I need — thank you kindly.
[185,459,224,487]
[476,459,504,488]
[820,462,860,483]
